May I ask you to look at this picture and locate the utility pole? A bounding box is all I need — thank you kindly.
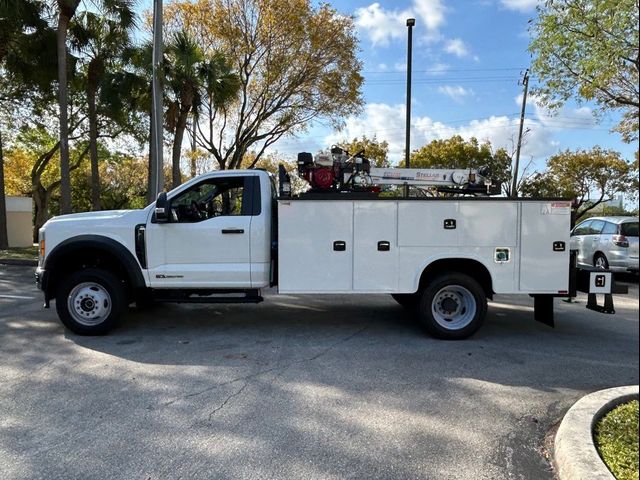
[511,69,529,198]
[150,0,164,200]
[404,18,415,198]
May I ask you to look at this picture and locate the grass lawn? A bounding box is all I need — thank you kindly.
[595,400,639,480]
[0,245,38,261]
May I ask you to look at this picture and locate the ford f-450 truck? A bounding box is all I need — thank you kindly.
[35,157,624,339]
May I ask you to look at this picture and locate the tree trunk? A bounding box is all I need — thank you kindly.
[172,107,189,187]
[0,130,8,250]
[32,183,49,244]
[57,12,72,214]
[87,84,100,210]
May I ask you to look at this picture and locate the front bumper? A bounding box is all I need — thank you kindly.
[35,266,47,290]
[35,267,51,307]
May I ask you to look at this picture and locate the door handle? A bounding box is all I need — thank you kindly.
[221,228,245,234]
[333,241,346,251]
[377,241,390,251]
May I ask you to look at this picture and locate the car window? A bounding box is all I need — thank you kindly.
[589,220,605,234]
[601,222,617,234]
[171,177,246,223]
[621,222,639,237]
[572,220,592,235]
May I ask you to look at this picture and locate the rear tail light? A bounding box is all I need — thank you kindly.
[612,235,629,247]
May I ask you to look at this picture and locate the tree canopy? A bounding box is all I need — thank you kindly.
[163,0,364,170]
[519,146,637,219]
[410,136,513,193]
[529,0,639,142]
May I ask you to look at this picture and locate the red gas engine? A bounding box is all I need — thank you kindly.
[296,146,373,192]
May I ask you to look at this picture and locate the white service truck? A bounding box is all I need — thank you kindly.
[35,148,624,339]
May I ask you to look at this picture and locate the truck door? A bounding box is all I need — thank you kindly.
[145,175,258,288]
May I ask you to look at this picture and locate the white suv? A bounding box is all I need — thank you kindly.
[570,216,639,273]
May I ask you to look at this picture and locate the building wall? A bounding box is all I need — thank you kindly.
[6,196,33,248]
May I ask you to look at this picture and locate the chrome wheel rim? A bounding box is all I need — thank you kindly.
[595,257,607,269]
[431,285,476,330]
[67,282,112,326]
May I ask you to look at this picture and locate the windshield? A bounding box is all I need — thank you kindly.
[620,222,639,237]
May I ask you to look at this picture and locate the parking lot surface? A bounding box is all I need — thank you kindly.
[1,265,638,480]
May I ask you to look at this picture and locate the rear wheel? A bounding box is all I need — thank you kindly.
[417,273,487,340]
[594,253,609,269]
[55,268,125,335]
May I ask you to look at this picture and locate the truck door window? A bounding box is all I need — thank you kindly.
[170,177,245,222]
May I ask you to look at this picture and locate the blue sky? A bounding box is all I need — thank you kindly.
[286,0,635,172]
[139,0,635,172]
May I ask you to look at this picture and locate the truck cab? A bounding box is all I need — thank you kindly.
[37,170,274,334]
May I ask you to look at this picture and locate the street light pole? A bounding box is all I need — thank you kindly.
[404,18,415,198]
[150,0,164,200]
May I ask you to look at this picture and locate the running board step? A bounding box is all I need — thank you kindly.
[151,288,263,304]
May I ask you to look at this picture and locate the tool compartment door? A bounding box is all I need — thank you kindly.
[278,200,353,293]
[353,202,399,291]
[519,201,571,292]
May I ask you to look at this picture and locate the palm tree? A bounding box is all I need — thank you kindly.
[0,0,56,248]
[54,0,135,214]
[71,9,135,210]
[164,31,205,187]
[165,31,240,186]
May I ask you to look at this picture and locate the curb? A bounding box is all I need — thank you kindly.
[554,385,639,480]
[0,259,37,266]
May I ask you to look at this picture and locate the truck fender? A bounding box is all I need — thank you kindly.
[413,254,495,297]
[44,235,146,297]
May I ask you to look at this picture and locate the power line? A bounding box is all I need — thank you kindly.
[363,66,527,74]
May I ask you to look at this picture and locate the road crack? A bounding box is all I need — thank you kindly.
[150,322,370,411]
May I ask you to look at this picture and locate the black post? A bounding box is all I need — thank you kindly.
[511,69,529,197]
[404,18,415,198]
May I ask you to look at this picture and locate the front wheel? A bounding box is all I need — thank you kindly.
[55,268,125,335]
[417,273,487,340]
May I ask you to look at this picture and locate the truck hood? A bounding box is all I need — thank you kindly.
[43,209,149,229]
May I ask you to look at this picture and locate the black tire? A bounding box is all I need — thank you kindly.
[594,253,609,270]
[416,272,487,340]
[55,268,125,335]
[391,293,419,310]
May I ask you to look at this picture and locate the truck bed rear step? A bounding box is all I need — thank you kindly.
[151,288,263,304]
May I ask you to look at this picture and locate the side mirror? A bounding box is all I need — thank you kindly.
[154,192,169,223]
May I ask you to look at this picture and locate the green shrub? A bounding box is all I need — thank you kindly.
[595,400,639,480]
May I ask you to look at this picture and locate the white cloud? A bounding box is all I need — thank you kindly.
[500,0,540,13]
[438,85,474,103]
[394,61,407,71]
[355,0,446,46]
[413,0,446,32]
[444,38,469,57]
[324,102,557,164]
[515,94,596,129]
[377,63,388,71]
[428,63,450,75]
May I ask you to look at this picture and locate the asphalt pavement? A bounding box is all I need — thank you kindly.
[0,265,638,480]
